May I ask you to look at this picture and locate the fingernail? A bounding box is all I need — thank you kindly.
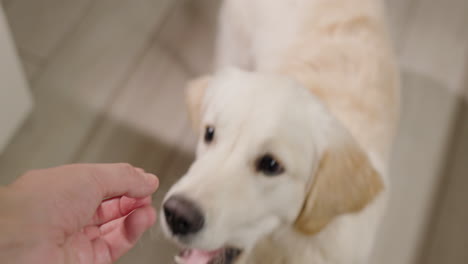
[144,173,159,187]
[136,168,145,173]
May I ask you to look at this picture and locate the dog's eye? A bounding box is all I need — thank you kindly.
[204,126,215,143]
[256,154,284,176]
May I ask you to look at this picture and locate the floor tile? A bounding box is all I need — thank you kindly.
[75,45,194,170]
[158,0,220,75]
[1,0,14,8]
[383,0,418,52]
[4,0,94,59]
[398,0,468,92]
[18,50,41,80]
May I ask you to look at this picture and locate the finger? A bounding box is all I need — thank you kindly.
[101,206,156,261]
[86,163,158,198]
[92,238,112,264]
[91,196,152,226]
[59,163,159,199]
[99,205,156,241]
[83,225,101,241]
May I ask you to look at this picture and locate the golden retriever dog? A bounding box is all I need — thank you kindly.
[160,0,400,263]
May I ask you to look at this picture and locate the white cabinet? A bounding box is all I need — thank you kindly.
[0,4,32,153]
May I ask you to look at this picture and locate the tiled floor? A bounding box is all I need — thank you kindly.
[1,0,467,263]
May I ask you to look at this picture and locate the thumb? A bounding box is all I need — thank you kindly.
[13,163,159,231]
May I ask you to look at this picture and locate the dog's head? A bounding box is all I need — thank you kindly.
[161,68,383,264]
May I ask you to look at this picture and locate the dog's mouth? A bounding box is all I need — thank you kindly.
[175,247,243,264]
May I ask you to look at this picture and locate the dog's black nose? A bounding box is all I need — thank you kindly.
[163,195,204,236]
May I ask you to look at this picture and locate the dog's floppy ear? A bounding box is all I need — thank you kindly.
[186,76,211,132]
[294,131,384,235]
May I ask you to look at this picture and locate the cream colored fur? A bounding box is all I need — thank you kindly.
[161,0,399,263]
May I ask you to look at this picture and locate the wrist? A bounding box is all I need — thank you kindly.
[0,186,38,262]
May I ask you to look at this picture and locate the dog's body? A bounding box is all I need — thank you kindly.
[161,0,399,263]
[217,0,399,162]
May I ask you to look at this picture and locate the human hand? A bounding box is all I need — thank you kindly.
[0,163,159,264]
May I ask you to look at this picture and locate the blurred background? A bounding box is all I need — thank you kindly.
[0,0,466,263]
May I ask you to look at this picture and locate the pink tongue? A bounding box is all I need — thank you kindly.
[179,249,223,264]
